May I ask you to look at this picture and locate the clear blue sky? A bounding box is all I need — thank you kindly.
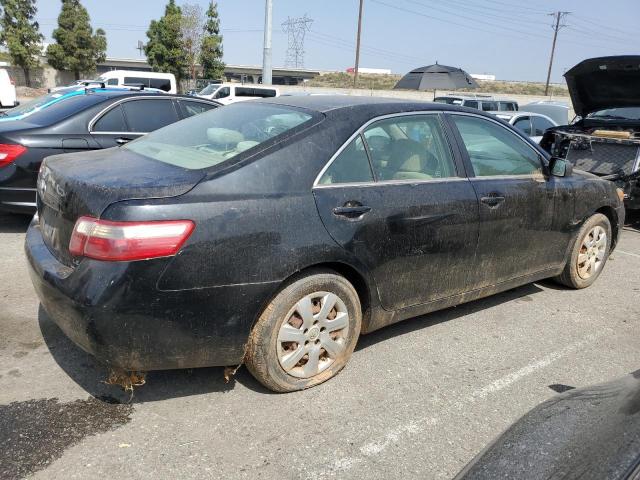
[34,0,640,82]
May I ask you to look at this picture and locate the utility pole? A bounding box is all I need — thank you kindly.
[544,11,569,96]
[262,0,273,85]
[353,0,364,88]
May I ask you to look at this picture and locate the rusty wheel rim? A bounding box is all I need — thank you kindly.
[276,291,350,379]
[577,225,607,280]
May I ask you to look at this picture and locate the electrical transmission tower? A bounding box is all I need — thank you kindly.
[282,15,313,68]
[544,11,570,96]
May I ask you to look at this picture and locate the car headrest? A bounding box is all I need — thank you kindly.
[206,128,244,146]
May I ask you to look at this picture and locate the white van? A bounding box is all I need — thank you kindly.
[196,83,279,105]
[93,70,177,94]
[0,69,18,108]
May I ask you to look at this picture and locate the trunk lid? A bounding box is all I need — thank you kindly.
[565,56,640,118]
[37,147,205,266]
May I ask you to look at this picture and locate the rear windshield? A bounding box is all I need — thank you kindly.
[0,92,105,125]
[124,102,316,170]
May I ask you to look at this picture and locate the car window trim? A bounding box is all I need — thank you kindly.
[88,96,181,134]
[444,111,548,179]
[313,111,463,188]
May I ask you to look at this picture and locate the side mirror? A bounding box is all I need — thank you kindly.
[549,157,573,177]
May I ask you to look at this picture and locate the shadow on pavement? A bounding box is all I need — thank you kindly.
[38,306,240,404]
[357,282,545,351]
[40,283,547,400]
[0,212,31,233]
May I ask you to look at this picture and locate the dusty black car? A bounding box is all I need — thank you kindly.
[26,96,624,392]
[456,371,640,480]
[0,88,219,214]
[541,56,640,210]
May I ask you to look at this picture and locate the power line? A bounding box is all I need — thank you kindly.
[545,11,570,96]
[372,0,613,54]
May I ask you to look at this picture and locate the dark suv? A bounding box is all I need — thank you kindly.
[0,88,219,214]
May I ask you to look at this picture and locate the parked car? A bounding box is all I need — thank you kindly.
[540,56,640,210]
[196,83,279,105]
[456,371,640,480]
[490,111,558,143]
[49,79,95,93]
[26,96,624,392]
[0,88,219,213]
[521,100,570,125]
[93,70,177,94]
[434,95,497,111]
[0,69,18,108]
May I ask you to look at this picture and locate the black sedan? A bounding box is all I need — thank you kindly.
[0,88,219,213]
[25,96,625,392]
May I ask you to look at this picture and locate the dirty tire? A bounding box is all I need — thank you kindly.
[245,270,361,393]
[555,213,612,289]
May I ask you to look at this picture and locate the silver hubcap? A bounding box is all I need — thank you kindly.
[276,291,350,379]
[577,226,607,279]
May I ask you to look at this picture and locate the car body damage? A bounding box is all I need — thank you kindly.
[540,56,640,209]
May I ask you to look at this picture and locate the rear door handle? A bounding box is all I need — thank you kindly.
[332,205,371,218]
[115,137,132,145]
[480,195,506,207]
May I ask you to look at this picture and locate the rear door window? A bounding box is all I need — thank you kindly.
[364,115,457,181]
[464,100,479,109]
[92,105,127,132]
[513,116,532,136]
[532,116,554,136]
[178,100,218,119]
[122,99,180,132]
[482,102,498,111]
[318,135,373,185]
[124,76,149,87]
[149,78,171,92]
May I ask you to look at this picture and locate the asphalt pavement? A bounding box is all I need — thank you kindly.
[1,210,639,480]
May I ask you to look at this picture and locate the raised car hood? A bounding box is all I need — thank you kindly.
[565,56,640,118]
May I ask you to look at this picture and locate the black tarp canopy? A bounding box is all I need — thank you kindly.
[394,63,478,91]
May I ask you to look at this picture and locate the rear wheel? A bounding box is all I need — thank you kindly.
[245,270,361,392]
[555,213,611,289]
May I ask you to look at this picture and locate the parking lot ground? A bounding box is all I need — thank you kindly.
[1,211,639,480]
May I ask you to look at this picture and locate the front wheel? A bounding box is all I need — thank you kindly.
[555,213,612,289]
[245,270,362,392]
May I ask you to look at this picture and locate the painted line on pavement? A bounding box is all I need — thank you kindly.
[306,330,607,479]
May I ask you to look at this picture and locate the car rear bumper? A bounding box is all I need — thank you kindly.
[25,218,279,371]
[0,186,36,214]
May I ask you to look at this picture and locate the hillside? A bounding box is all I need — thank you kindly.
[307,72,569,96]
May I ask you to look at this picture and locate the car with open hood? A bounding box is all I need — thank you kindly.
[26,96,624,392]
[540,56,640,210]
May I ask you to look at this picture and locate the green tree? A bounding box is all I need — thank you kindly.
[46,0,107,80]
[199,1,225,81]
[0,0,44,87]
[145,0,187,84]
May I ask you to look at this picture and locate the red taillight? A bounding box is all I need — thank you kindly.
[69,216,195,261]
[0,144,27,168]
